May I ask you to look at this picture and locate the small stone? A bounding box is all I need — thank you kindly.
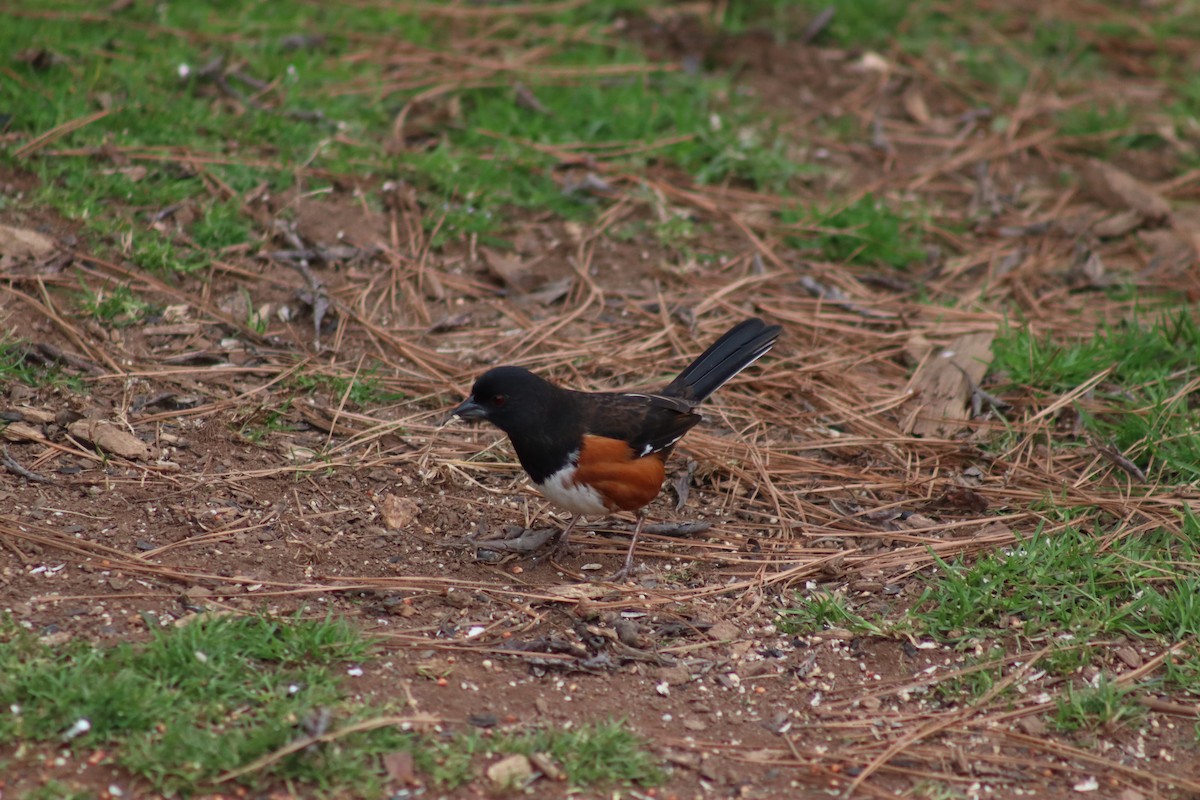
[654,665,692,685]
[1114,646,1142,668]
[706,621,740,641]
[1017,716,1047,736]
[379,494,420,529]
[487,754,533,787]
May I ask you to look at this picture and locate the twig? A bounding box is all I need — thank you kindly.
[215,714,442,783]
[1,445,57,484]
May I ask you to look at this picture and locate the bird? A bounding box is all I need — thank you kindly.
[450,317,781,579]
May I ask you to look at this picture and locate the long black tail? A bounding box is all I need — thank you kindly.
[664,318,781,404]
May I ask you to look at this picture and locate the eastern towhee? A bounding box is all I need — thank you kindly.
[451,318,781,579]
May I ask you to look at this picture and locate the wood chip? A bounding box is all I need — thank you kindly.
[2,421,47,443]
[10,407,56,424]
[67,419,152,460]
[529,752,565,781]
[903,332,995,438]
[902,85,931,125]
[1091,209,1143,239]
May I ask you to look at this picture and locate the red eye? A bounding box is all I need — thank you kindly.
[492,394,507,407]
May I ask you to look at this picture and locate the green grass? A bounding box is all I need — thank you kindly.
[776,590,886,636]
[0,337,83,390]
[0,613,387,795]
[77,282,156,327]
[0,614,663,796]
[993,312,1200,482]
[292,368,406,408]
[236,401,295,443]
[931,647,1007,703]
[782,195,926,268]
[1054,675,1143,732]
[913,512,1200,650]
[0,339,47,385]
[1054,99,1169,157]
[2,0,805,259]
[493,722,664,787]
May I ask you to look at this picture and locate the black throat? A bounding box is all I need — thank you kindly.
[496,389,584,484]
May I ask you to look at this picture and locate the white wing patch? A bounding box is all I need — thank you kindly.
[638,434,682,458]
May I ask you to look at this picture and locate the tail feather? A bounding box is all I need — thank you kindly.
[664,318,781,403]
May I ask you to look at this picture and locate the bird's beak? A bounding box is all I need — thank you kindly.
[448,396,487,423]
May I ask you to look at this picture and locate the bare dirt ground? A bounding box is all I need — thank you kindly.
[3,3,1200,798]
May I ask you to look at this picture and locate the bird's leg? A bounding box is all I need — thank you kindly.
[554,515,580,555]
[605,515,645,582]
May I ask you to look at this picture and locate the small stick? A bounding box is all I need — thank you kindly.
[1,445,57,484]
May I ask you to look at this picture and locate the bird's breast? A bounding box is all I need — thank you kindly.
[537,460,611,516]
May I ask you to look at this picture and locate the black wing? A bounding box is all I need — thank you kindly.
[578,392,702,459]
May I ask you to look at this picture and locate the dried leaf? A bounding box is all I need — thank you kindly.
[0,224,56,260]
[1082,160,1170,222]
[382,751,416,785]
[481,246,535,292]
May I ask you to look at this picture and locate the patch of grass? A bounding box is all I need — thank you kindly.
[291,368,406,408]
[4,1,807,257]
[236,401,295,443]
[0,337,85,392]
[777,590,886,636]
[0,339,50,386]
[1056,103,1165,155]
[782,195,925,268]
[932,647,1007,703]
[495,721,664,787]
[1163,643,1200,696]
[914,512,1200,650]
[409,70,805,245]
[0,614,663,795]
[1053,675,1143,732]
[725,0,919,49]
[0,614,389,795]
[993,312,1200,482]
[78,283,156,327]
[19,781,93,800]
[192,199,255,252]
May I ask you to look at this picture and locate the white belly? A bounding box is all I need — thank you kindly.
[538,463,609,516]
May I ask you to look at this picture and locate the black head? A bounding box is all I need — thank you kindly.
[450,366,562,436]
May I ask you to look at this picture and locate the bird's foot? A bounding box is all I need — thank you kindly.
[602,564,632,582]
